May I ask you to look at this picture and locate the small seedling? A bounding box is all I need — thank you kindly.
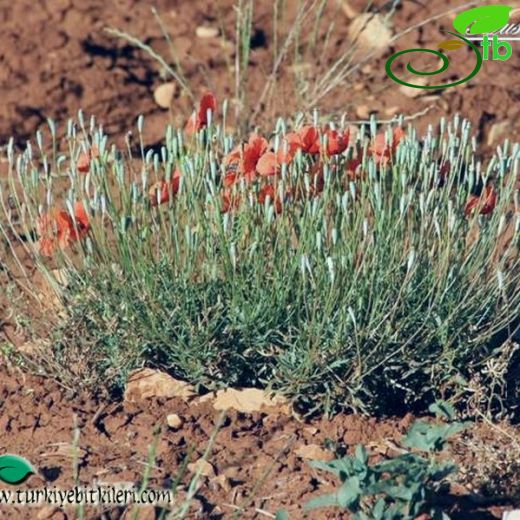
[304,401,468,519]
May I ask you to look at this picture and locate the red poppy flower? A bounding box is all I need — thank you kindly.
[323,127,349,156]
[221,189,242,213]
[77,145,100,174]
[464,185,497,216]
[297,125,321,154]
[256,139,299,177]
[285,131,304,150]
[256,152,279,177]
[345,158,363,181]
[148,169,182,206]
[372,127,405,165]
[292,125,349,156]
[185,92,217,134]
[37,202,90,257]
[224,134,269,186]
[37,210,71,257]
[258,184,286,214]
[69,202,90,241]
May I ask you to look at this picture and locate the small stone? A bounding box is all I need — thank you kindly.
[63,9,85,37]
[211,474,231,492]
[355,105,371,119]
[399,78,428,97]
[419,95,440,103]
[384,106,400,117]
[196,26,220,39]
[295,443,333,461]
[166,413,183,430]
[348,13,393,52]
[187,459,216,478]
[154,82,176,109]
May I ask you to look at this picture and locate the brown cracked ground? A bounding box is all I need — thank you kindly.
[1,0,520,148]
[0,364,516,519]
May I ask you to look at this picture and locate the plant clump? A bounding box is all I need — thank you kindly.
[1,94,520,416]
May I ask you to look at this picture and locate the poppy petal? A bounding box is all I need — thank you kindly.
[257,152,278,176]
[198,92,217,125]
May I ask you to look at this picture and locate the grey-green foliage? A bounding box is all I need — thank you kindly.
[2,114,520,415]
[304,402,466,519]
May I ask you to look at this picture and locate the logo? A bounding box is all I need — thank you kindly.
[0,455,35,485]
[386,5,514,89]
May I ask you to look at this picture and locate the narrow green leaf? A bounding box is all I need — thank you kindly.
[429,400,456,421]
[304,492,338,510]
[337,476,361,509]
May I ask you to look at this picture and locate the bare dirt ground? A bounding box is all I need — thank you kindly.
[1,1,520,518]
[0,364,516,520]
[1,0,520,148]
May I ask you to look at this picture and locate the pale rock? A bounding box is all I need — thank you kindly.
[196,26,220,39]
[384,106,400,117]
[206,388,289,414]
[166,413,184,430]
[295,443,333,461]
[153,82,176,109]
[355,105,371,119]
[348,13,393,52]
[124,368,196,403]
[211,474,231,492]
[187,459,216,478]
[399,77,429,98]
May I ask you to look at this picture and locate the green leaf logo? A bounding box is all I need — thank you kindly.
[0,455,35,485]
[453,5,512,35]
